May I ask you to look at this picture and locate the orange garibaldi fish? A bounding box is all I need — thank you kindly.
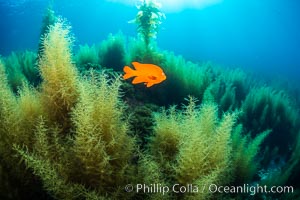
[123,62,167,87]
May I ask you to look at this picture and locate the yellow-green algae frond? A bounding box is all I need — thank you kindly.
[132,0,165,47]
[5,18,137,199]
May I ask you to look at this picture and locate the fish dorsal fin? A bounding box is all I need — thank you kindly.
[132,62,147,70]
[132,76,146,84]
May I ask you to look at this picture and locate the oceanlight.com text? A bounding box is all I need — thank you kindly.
[208,184,294,196]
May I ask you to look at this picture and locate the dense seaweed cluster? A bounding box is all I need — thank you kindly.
[0,2,300,200]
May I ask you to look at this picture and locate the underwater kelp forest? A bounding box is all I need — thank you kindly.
[1,0,300,199]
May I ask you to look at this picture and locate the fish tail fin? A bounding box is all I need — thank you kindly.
[123,66,135,79]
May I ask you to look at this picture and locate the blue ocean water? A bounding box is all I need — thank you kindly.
[0,0,299,82]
